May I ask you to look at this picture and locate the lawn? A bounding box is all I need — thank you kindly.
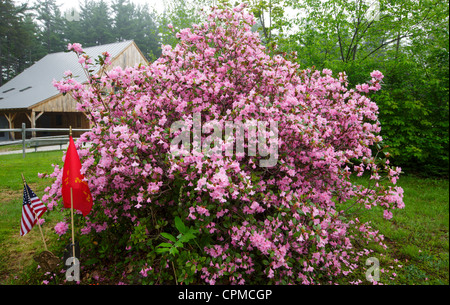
[0,150,64,284]
[0,150,448,285]
[350,175,449,285]
[0,144,24,153]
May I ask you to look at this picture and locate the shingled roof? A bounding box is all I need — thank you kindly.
[0,40,135,110]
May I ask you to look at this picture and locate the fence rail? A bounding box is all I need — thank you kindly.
[0,123,91,158]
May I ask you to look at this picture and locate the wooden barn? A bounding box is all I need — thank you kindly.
[0,40,148,141]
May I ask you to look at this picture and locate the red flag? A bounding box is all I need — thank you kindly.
[62,136,92,216]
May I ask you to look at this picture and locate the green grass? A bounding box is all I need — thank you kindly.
[0,150,64,284]
[0,144,24,153]
[351,174,449,285]
[0,150,448,285]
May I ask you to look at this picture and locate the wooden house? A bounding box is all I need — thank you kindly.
[0,40,148,140]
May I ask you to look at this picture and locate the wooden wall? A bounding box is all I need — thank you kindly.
[110,41,148,69]
[32,93,78,113]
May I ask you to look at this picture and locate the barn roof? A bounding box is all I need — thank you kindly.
[0,40,135,111]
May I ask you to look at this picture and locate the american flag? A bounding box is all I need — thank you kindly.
[20,183,47,236]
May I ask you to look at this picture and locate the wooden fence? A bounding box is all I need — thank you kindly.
[0,123,90,158]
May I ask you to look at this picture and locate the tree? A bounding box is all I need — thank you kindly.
[78,0,114,46]
[371,1,449,176]
[62,7,84,48]
[0,0,41,86]
[133,4,161,60]
[34,0,66,53]
[285,0,444,66]
[278,0,449,176]
[244,0,288,46]
[156,0,215,48]
[111,0,136,41]
[11,14,42,74]
[111,0,161,60]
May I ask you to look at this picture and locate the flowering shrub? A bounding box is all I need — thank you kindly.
[43,4,404,284]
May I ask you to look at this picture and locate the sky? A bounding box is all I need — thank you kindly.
[13,0,168,16]
[55,0,166,14]
[50,0,301,20]
[12,0,165,14]
[17,0,304,34]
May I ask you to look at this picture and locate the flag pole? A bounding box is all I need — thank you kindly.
[21,173,48,251]
[69,126,76,262]
[70,187,76,261]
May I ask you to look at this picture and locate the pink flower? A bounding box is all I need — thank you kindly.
[250,201,259,210]
[140,265,152,277]
[195,177,207,190]
[196,205,210,216]
[370,70,384,80]
[322,68,333,76]
[67,42,84,54]
[383,210,393,220]
[54,221,69,236]
[102,51,111,65]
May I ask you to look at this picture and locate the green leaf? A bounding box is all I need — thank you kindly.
[155,247,170,254]
[174,241,184,248]
[161,232,176,242]
[174,216,187,234]
[157,242,173,248]
[179,232,196,243]
[169,247,179,255]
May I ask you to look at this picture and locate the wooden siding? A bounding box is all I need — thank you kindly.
[32,93,78,112]
[109,41,148,69]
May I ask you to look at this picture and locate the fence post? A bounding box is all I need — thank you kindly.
[22,123,26,158]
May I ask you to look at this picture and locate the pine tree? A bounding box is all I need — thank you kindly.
[79,0,114,46]
[35,0,66,53]
[0,0,40,85]
[111,0,161,60]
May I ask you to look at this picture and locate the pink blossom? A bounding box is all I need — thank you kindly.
[140,265,152,277]
[383,210,393,220]
[370,70,384,80]
[196,205,210,216]
[54,221,69,236]
[67,42,83,54]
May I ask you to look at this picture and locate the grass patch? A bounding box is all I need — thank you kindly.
[0,150,64,284]
[0,144,24,153]
[351,174,449,285]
